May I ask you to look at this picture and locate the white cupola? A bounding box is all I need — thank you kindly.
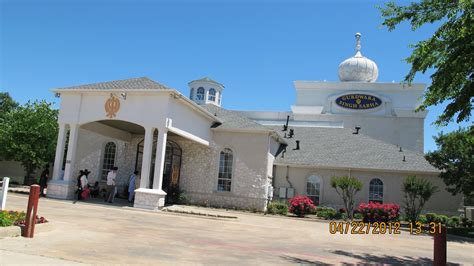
[338,33,379,83]
[188,77,224,106]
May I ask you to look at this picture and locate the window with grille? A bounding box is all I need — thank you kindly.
[196,87,205,100]
[369,178,383,203]
[101,142,116,180]
[306,175,321,205]
[208,88,216,101]
[190,88,194,100]
[217,148,233,192]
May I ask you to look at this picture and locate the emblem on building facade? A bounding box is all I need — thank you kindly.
[336,94,382,110]
[105,94,120,118]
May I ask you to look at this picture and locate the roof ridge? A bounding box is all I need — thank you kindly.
[54,77,172,91]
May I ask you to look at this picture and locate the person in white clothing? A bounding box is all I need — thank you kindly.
[105,166,118,203]
[80,170,89,190]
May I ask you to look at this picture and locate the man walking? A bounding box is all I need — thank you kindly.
[105,166,118,203]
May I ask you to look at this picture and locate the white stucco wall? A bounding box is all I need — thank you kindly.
[273,165,462,215]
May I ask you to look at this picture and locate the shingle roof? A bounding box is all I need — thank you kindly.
[55,77,172,91]
[201,105,270,131]
[188,77,224,87]
[271,126,438,173]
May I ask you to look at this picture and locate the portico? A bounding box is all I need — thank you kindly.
[47,77,220,210]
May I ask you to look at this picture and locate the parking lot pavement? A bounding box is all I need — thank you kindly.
[1,194,473,265]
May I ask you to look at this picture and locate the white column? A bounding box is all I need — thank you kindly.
[152,128,168,191]
[63,123,79,182]
[52,123,68,180]
[139,127,154,189]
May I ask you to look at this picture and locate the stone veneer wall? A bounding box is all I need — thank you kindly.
[73,127,143,195]
[170,131,271,211]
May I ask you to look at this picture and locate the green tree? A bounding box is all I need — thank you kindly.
[403,175,438,223]
[0,92,19,120]
[331,176,363,219]
[0,100,58,184]
[379,1,474,126]
[425,127,474,199]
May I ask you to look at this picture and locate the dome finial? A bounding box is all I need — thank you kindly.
[338,32,379,82]
[355,32,362,57]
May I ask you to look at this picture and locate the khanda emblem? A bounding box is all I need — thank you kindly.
[105,94,120,118]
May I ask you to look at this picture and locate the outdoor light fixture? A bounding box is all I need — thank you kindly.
[121,92,127,100]
[54,92,61,98]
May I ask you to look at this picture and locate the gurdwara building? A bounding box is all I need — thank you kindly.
[47,33,461,213]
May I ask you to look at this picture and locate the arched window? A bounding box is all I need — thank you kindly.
[101,142,116,180]
[306,175,321,205]
[189,88,194,100]
[218,148,233,192]
[369,178,383,203]
[196,87,205,100]
[208,88,216,101]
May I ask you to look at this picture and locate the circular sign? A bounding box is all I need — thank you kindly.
[336,94,382,110]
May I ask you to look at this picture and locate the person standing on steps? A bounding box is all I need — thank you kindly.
[105,166,118,203]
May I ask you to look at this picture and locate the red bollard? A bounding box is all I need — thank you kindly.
[22,185,40,238]
[433,225,447,266]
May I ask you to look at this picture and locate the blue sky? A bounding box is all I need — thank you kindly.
[0,0,470,152]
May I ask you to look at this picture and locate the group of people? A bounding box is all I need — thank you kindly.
[76,169,100,200]
[75,166,140,203]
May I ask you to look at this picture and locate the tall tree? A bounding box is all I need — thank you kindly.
[0,92,19,120]
[425,127,474,199]
[0,100,58,184]
[379,0,473,126]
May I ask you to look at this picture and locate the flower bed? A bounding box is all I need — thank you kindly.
[288,195,316,217]
[0,210,48,227]
[357,202,400,223]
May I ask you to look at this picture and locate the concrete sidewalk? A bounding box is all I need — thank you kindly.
[0,250,86,265]
[1,194,473,265]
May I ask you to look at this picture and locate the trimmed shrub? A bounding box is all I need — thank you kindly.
[461,218,473,228]
[266,201,288,215]
[354,213,363,220]
[448,216,461,228]
[288,195,316,217]
[357,202,400,223]
[425,213,438,223]
[426,213,450,225]
[315,207,347,220]
[418,215,428,224]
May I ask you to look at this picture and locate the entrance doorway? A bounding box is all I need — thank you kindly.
[135,136,182,203]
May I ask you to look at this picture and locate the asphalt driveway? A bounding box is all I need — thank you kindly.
[1,194,473,265]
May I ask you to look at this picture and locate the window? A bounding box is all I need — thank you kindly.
[208,88,216,101]
[218,148,233,191]
[306,175,321,205]
[190,88,194,100]
[101,142,116,180]
[218,92,221,105]
[196,87,205,100]
[369,178,383,203]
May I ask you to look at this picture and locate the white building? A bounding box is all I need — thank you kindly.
[47,33,461,213]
